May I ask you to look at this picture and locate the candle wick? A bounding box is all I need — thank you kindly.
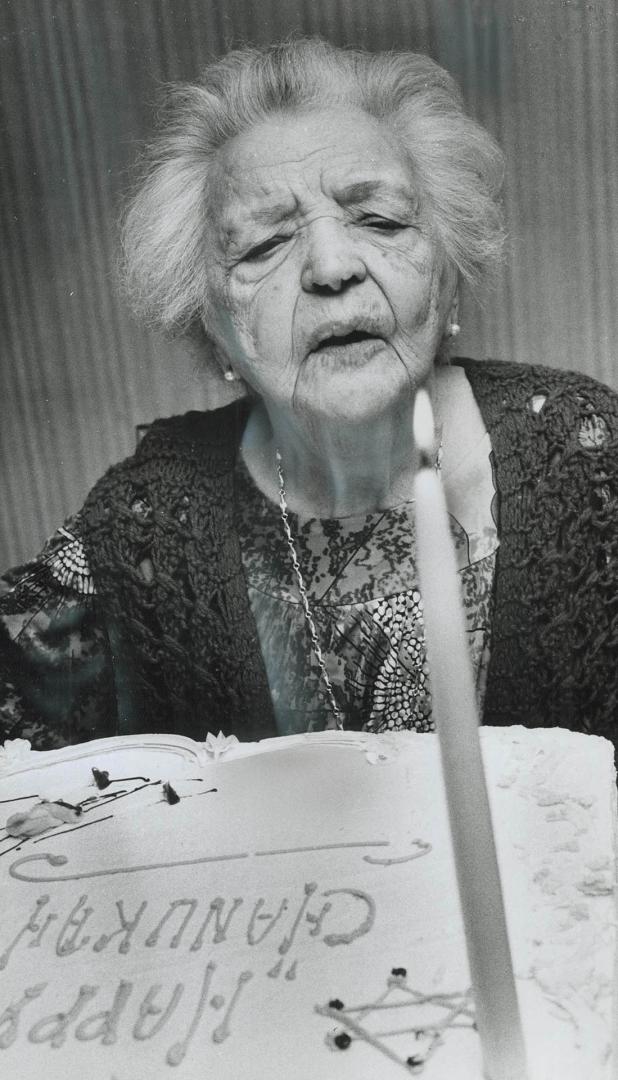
[418,447,436,470]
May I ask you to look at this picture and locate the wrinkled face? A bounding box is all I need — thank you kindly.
[204,107,456,424]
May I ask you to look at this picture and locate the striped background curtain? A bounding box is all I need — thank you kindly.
[1,0,617,567]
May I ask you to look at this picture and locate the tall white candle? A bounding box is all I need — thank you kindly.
[412,388,528,1080]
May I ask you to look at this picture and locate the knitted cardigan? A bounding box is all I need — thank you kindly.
[3,359,618,746]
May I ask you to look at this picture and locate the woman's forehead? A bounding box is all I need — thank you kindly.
[211,109,417,227]
[220,107,411,177]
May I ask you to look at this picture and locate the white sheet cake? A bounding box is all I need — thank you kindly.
[0,726,615,1079]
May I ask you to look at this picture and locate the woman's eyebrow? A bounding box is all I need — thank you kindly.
[220,196,299,246]
[334,180,417,208]
[251,195,299,224]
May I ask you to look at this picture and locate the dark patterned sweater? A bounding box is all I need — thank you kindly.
[1,359,618,749]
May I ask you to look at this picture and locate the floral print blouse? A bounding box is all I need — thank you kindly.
[236,435,499,736]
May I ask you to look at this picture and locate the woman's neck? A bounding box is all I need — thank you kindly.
[240,363,490,524]
[241,391,434,520]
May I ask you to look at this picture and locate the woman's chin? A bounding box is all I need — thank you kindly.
[295,348,412,425]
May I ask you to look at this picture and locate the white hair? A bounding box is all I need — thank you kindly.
[121,39,505,337]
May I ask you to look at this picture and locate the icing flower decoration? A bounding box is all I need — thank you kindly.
[6,799,81,838]
[364,748,391,766]
[333,1033,352,1050]
[0,738,32,773]
[325,1029,351,1051]
[91,767,149,789]
[203,731,239,761]
[92,767,111,789]
[362,734,402,766]
[406,1054,425,1071]
[162,782,180,805]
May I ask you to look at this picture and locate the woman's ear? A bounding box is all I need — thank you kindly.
[209,340,248,393]
[448,283,460,330]
[184,321,248,407]
[444,288,461,340]
[436,286,461,364]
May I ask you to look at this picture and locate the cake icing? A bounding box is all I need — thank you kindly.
[0,726,615,1079]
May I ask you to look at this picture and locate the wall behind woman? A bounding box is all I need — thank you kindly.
[1,0,617,568]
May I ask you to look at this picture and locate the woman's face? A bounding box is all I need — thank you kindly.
[205,107,456,425]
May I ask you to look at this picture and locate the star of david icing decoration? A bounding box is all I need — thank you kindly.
[316,968,475,1073]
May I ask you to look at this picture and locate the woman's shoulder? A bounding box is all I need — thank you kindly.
[456,358,618,450]
[137,400,250,455]
[80,401,249,523]
[456,357,618,411]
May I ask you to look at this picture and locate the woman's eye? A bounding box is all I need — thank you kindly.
[361,216,405,232]
[243,236,286,262]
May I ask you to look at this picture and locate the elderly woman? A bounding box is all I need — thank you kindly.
[1,40,617,750]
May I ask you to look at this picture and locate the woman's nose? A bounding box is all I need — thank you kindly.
[300,218,367,293]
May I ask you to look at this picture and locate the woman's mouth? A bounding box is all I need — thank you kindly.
[310,329,386,365]
[314,329,376,350]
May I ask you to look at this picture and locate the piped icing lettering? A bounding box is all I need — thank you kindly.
[321,889,376,946]
[145,899,198,949]
[278,882,318,956]
[305,900,333,938]
[267,957,284,979]
[0,984,47,1049]
[93,899,148,954]
[133,983,184,1041]
[0,895,55,970]
[9,850,249,882]
[55,894,93,956]
[28,985,99,1048]
[74,981,133,1045]
[363,840,432,866]
[212,970,253,1044]
[166,962,216,1066]
[247,898,289,946]
[189,897,243,949]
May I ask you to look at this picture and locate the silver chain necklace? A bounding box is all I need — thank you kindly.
[275,444,443,733]
[276,449,345,730]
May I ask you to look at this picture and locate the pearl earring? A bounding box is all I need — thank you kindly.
[446,322,461,339]
[223,368,237,382]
